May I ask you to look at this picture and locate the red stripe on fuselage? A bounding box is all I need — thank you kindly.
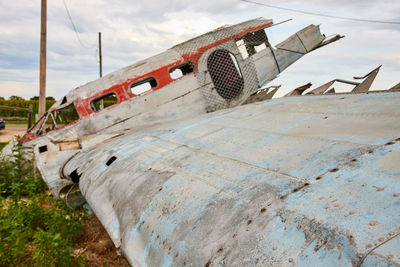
[22,22,273,143]
[77,22,273,116]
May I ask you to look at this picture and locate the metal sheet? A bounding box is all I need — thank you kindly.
[62,91,400,266]
[55,140,81,151]
[18,18,341,198]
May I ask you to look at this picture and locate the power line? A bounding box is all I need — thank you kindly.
[62,0,96,49]
[240,0,400,25]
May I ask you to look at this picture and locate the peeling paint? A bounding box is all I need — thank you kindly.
[61,92,400,265]
[4,17,399,266]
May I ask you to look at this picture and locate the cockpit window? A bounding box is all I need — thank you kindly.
[29,103,80,135]
[53,103,80,124]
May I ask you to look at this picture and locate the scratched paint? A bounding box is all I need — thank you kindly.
[60,91,400,266]
[14,18,339,198]
[1,17,376,266]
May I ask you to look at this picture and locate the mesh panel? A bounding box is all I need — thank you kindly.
[171,19,273,112]
[207,50,244,100]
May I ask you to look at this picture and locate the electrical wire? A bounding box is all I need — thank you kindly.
[62,0,96,49]
[240,0,400,25]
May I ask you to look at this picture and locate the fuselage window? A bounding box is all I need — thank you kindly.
[130,77,157,96]
[90,92,118,112]
[207,49,244,99]
[169,62,194,80]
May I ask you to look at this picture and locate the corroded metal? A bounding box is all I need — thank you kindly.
[389,82,400,91]
[62,91,400,266]
[306,80,335,95]
[306,66,381,95]
[352,65,381,93]
[242,85,280,104]
[6,18,397,267]
[15,18,339,197]
[284,82,312,96]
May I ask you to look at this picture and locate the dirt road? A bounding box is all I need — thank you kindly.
[0,124,28,142]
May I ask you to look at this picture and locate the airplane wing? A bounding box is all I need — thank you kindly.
[62,91,400,266]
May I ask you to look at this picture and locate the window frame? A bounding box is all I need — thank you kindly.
[130,77,158,96]
[90,92,119,112]
[169,62,195,80]
[207,49,245,100]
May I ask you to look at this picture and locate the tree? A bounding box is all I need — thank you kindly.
[9,96,24,100]
[30,96,55,101]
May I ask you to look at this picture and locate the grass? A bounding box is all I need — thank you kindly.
[0,142,7,151]
[5,120,29,125]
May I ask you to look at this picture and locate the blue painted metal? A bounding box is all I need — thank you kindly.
[62,92,400,266]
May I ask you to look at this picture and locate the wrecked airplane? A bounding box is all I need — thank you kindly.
[19,18,342,197]
[4,18,400,266]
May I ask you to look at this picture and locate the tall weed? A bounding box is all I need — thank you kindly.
[0,143,86,266]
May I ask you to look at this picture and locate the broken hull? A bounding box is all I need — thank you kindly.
[62,91,400,266]
[21,19,340,198]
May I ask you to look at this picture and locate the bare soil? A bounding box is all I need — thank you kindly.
[74,214,130,267]
[0,124,27,142]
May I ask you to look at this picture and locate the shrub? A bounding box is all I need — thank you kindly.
[0,142,46,198]
[0,143,86,266]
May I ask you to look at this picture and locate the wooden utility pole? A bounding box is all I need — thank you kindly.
[99,32,102,78]
[98,32,103,109]
[38,0,47,118]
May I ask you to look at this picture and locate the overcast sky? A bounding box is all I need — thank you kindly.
[0,0,399,99]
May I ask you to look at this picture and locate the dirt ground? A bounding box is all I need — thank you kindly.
[74,214,130,266]
[0,124,27,142]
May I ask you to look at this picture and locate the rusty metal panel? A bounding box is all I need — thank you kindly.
[62,91,400,266]
[242,85,280,104]
[14,18,343,199]
[307,66,380,95]
[284,82,312,96]
[389,82,400,91]
[55,140,80,151]
[306,80,335,95]
[352,65,381,93]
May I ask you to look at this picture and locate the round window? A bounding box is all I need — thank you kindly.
[207,49,244,99]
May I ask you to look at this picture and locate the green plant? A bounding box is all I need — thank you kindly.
[0,142,7,151]
[0,142,86,266]
[5,120,28,125]
[0,142,46,198]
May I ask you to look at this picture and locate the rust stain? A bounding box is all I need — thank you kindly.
[368,221,379,227]
[372,186,385,192]
[365,243,373,249]
[349,210,358,215]
[54,139,81,151]
[346,230,357,247]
